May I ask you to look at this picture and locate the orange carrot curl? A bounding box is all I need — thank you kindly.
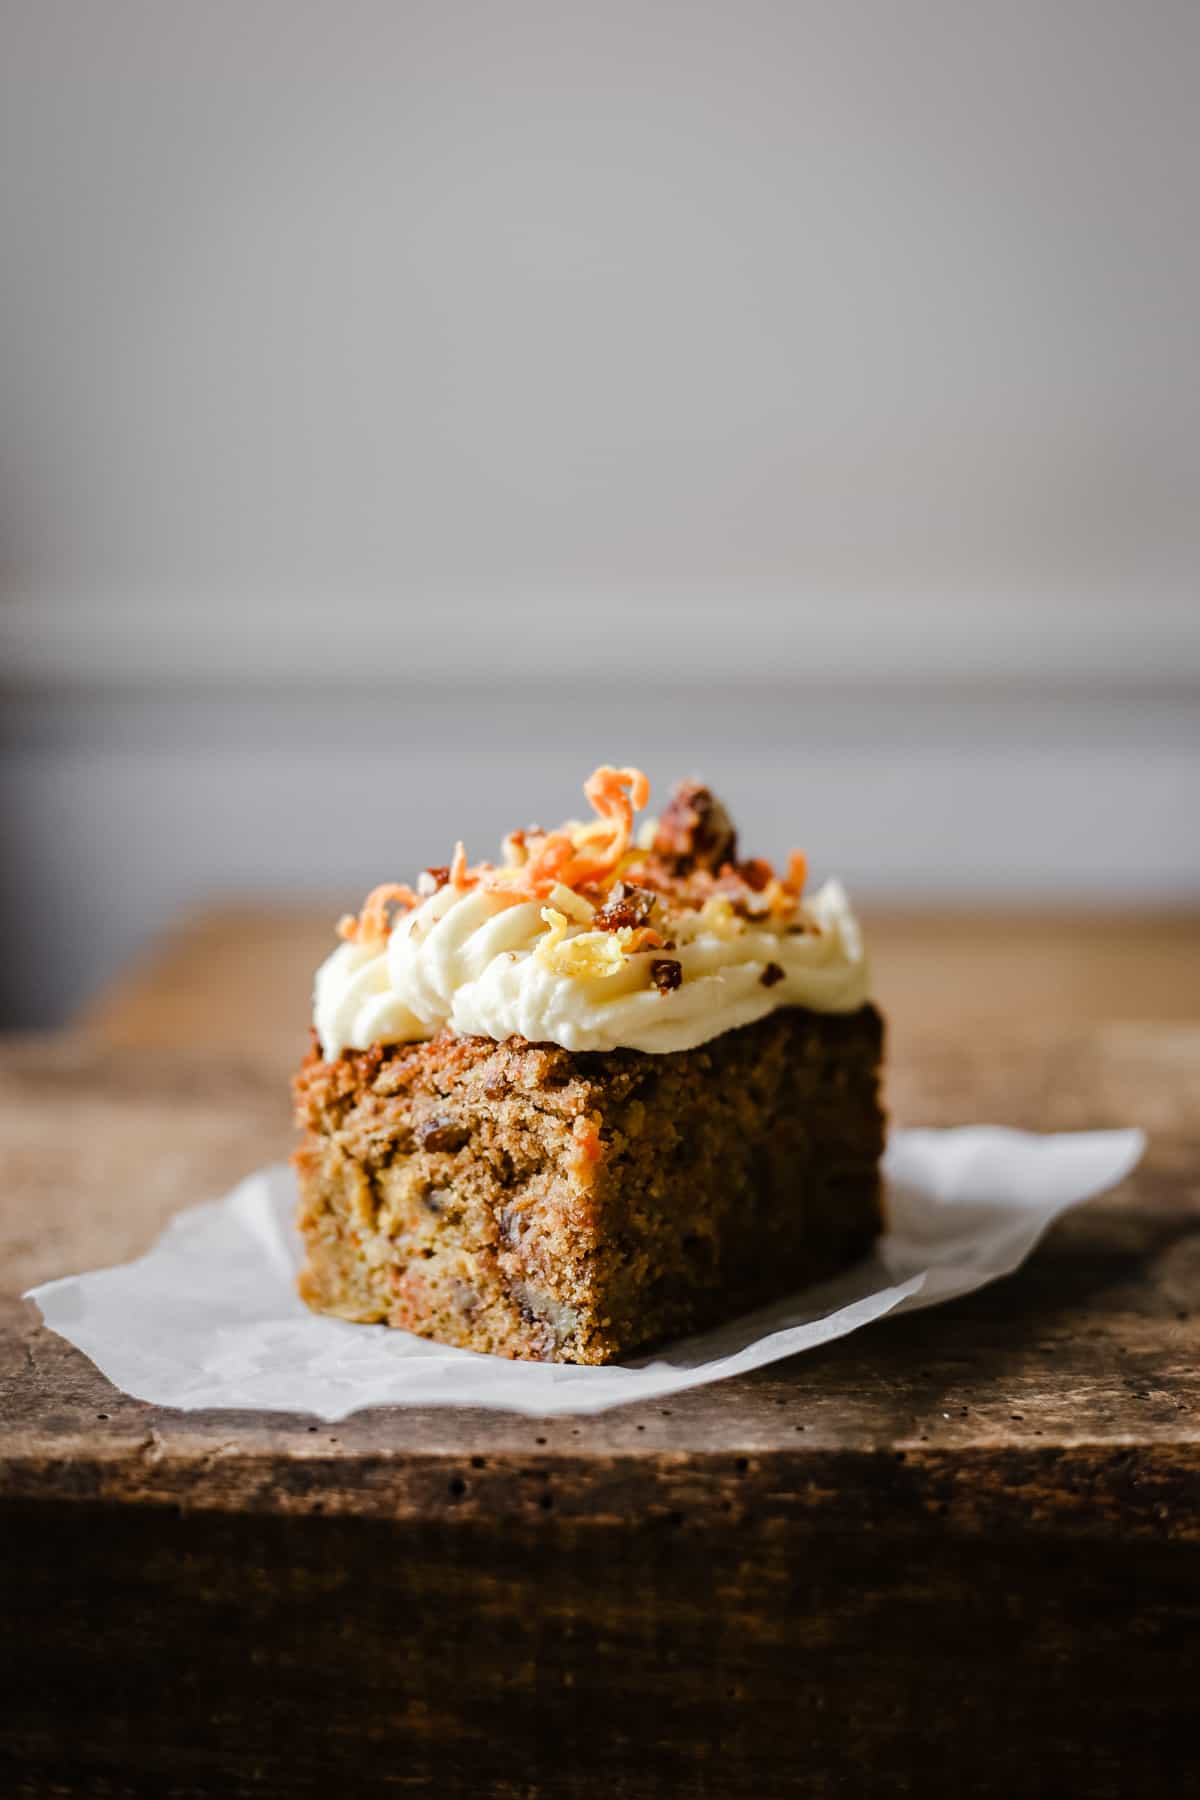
[339,767,666,939]
[337,882,419,943]
[477,765,650,903]
[783,850,808,895]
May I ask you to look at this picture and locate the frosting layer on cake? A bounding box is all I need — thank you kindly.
[313,768,869,1058]
[315,876,867,1057]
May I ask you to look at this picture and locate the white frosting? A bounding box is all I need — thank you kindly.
[314,879,869,1058]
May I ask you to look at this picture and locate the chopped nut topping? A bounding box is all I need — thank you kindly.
[652,782,738,871]
[335,765,811,950]
[592,881,658,933]
[650,957,683,994]
[712,859,781,917]
[736,858,773,893]
[760,962,785,988]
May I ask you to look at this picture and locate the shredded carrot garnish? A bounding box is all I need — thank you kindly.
[338,882,418,943]
[475,765,649,903]
[783,850,808,896]
[334,766,810,950]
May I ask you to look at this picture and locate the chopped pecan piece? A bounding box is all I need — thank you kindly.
[649,957,683,994]
[735,857,773,893]
[652,782,738,870]
[713,858,778,915]
[592,881,658,933]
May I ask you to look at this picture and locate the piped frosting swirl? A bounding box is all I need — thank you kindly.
[314,768,869,1058]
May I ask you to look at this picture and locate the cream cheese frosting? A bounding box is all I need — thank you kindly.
[314,875,869,1059]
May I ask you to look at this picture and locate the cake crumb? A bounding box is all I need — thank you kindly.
[293,1008,884,1363]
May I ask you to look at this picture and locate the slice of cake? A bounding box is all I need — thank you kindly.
[292,767,884,1363]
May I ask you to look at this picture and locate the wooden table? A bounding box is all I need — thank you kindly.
[4,907,1200,1798]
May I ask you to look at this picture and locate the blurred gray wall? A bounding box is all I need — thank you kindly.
[1,0,1198,1024]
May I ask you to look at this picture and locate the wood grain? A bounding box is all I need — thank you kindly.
[3,910,1200,1796]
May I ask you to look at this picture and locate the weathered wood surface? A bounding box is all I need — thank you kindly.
[3,912,1200,1796]
[2,1023,1199,1513]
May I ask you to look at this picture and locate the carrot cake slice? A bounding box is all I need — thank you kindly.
[292,767,884,1363]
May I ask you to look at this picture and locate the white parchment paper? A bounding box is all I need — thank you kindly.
[26,1127,1144,1418]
